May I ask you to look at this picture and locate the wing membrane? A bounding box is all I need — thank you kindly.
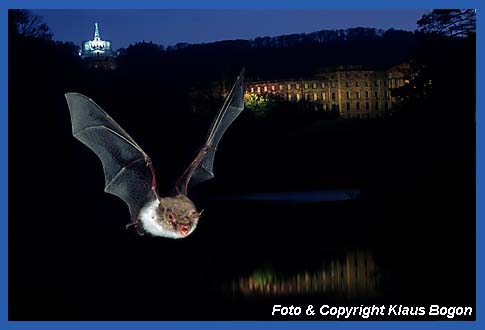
[65,93,157,220]
[176,69,245,194]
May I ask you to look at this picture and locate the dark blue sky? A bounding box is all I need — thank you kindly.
[33,9,430,49]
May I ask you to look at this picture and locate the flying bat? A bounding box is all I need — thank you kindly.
[65,70,244,239]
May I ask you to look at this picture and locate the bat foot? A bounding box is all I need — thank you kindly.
[126,219,145,236]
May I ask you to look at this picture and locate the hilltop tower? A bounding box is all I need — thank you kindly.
[80,22,115,69]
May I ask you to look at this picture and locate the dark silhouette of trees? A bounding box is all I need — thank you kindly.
[417,9,476,37]
[8,9,53,40]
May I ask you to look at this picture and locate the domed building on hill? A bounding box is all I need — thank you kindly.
[80,22,116,69]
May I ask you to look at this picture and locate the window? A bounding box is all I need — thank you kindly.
[356,81,359,87]
[313,92,318,100]
[375,91,378,98]
[331,81,336,88]
[296,93,301,101]
[250,87,254,93]
[356,102,360,110]
[332,92,336,100]
[321,82,325,88]
[374,80,379,87]
[296,83,301,89]
[366,102,369,110]
[263,86,268,92]
[346,91,350,99]
[279,85,283,90]
[312,82,317,89]
[365,91,369,98]
[346,81,350,87]
[287,84,292,90]
[257,86,261,93]
[304,93,309,100]
[375,101,379,110]
[355,92,360,99]
[365,81,369,87]
[304,83,309,89]
[288,94,292,101]
[346,102,350,110]
[322,92,326,100]
[332,104,338,111]
[271,85,275,91]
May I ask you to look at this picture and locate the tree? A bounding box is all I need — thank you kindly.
[417,9,476,37]
[9,9,53,40]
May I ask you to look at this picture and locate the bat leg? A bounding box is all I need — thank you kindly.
[126,218,145,236]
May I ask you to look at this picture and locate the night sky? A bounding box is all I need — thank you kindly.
[32,9,430,49]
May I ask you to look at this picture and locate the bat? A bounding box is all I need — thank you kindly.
[65,70,244,238]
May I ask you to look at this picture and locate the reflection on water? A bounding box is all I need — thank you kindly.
[229,250,379,299]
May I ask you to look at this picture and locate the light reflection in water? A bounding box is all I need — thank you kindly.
[230,250,380,299]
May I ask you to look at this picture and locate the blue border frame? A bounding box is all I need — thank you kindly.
[1,0,481,329]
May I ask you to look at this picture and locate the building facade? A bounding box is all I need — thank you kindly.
[245,64,410,119]
[80,22,115,69]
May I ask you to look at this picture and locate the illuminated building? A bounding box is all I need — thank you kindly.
[80,22,116,69]
[245,64,411,118]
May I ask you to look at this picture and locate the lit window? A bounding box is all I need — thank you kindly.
[321,82,325,88]
[296,83,301,89]
[257,86,261,93]
[305,93,309,100]
[304,83,309,89]
[288,94,292,101]
[312,82,317,89]
[296,93,301,101]
[271,85,275,91]
[264,86,268,92]
[322,92,326,100]
[279,85,283,90]
[287,84,292,90]
[313,92,318,100]
[250,87,254,93]
[331,82,336,88]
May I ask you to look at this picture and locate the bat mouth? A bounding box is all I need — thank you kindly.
[177,224,191,236]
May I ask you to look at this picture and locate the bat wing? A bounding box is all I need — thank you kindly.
[176,69,245,195]
[65,93,158,223]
